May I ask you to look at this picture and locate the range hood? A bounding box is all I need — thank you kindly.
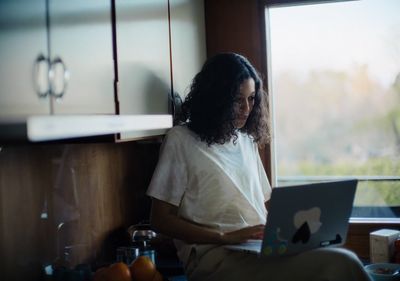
[0,114,173,142]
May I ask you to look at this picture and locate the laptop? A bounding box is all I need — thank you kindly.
[225,179,357,258]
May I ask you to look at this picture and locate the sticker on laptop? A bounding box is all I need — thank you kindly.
[292,207,322,244]
[262,227,288,256]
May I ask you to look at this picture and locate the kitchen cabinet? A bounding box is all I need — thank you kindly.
[169,0,206,100]
[0,0,206,142]
[115,0,171,140]
[48,0,115,114]
[0,0,49,116]
[0,0,115,118]
[113,0,206,140]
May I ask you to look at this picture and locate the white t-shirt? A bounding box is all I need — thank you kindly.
[146,125,271,264]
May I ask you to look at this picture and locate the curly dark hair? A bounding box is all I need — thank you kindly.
[179,52,270,145]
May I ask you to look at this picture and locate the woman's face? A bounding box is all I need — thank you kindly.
[233,78,256,129]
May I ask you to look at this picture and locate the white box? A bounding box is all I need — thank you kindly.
[370,229,400,263]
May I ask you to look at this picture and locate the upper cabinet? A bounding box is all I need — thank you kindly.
[0,0,115,118]
[0,0,206,141]
[49,0,115,114]
[114,0,206,141]
[114,0,171,140]
[0,0,50,116]
[169,0,206,99]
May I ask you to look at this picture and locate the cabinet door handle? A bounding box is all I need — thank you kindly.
[33,54,50,98]
[49,57,70,99]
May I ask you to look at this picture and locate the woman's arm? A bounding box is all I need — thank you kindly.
[150,198,264,245]
[265,200,270,212]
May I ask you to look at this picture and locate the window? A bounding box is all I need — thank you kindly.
[265,0,400,219]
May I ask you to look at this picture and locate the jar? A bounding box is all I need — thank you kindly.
[132,230,157,264]
[128,223,158,264]
[116,246,140,265]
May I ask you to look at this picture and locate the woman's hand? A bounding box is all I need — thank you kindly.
[220,224,265,244]
[150,198,265,245]
[151,198,227,244]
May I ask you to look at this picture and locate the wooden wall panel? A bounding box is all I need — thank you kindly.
[0,140,161,280]
[0,145,54,281]
[204,0,267,73]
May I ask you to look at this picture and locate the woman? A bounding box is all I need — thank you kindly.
[147,53,371,281]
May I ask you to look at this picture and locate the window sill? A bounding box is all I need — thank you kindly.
[350,218,400,224]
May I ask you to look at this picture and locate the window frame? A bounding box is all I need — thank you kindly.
[264,0,400,219]
[262,0,400,260]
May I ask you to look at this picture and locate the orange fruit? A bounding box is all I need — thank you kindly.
[104,262,132,281]
[152,270,163,281]
[129,256,157,281]
[92,267,108,281]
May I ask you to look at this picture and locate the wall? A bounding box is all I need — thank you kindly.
[0,140,161,280]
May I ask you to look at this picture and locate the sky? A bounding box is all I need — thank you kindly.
[268,0,400,89]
